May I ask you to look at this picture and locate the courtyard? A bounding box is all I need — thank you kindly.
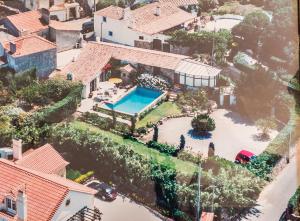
[144,109,278,161]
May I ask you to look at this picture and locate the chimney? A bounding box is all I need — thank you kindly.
[155,6,161,16]
[9,42,16,54]
[123,7,131,20]
[16,190,27,221]
[12,139,22,160]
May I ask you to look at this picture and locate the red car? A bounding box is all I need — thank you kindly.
[235,150,256,164]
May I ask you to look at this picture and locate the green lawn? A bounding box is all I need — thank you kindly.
[70,120,197,175]
[137,102,181,128]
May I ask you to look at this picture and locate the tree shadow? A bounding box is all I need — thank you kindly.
[252,133,271,142]
[224,110,254,126]
[187,129,212,140]
[235,205,262,221]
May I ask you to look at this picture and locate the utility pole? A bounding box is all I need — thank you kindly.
[196,160,201,221]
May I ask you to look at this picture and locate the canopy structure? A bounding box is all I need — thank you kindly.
[108,77,123,84]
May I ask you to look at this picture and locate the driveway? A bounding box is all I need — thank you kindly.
[145,109,278,161]
[95,195,163,221]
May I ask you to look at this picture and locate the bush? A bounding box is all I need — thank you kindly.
[81,112,130,133]
[147,141,178,156]
[33,85,82,124]
[191,114,216,133]
[245,153,281,180]
[67,169,82,180]
[74,171,95,184]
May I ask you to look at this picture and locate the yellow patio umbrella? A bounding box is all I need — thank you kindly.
[108,77,122,84]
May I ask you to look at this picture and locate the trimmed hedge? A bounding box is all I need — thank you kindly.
[147,141,178,156]
[81,111,130,134]
[33,85,82,124]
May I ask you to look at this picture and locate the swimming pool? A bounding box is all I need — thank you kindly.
[103,87,164,115]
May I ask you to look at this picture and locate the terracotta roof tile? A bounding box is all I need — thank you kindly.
[94,5,124,20]
[0,159,69,221]
[159,0,199,7]
[49,20,82,31]
[2,35,56,57]
[15,143,69,174]
[5,10,48,35]
[0,159,96,221]
[62,42,188,83]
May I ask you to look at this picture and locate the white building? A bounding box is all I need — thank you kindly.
[94,2,197,51]
[55,42,221,98]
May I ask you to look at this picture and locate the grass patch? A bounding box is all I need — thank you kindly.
[137,102,181,128]
[70,120,197,175]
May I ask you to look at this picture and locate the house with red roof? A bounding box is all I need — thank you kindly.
[0,159,100,221]
[0,140,100,221]
[0,34,57,78]
[0,140,69,177]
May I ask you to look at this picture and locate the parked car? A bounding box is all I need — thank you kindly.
[86,180,117,201]
[235,150,256,164]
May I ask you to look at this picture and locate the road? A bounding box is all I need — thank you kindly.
[95,195,163,221]
[242,157,298,221]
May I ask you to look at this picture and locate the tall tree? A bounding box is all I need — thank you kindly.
[234,67,281,120]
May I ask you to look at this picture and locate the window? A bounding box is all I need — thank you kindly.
[6,198,16,214]
[103,16,107,22]
[139,36,144,40]
[7,154,13,160]
[108,31,113,37]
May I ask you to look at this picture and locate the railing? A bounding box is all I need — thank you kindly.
[66,206,102,221]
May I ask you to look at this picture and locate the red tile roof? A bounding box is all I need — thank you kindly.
[5,10,48,35]
[0,159,96,221]
[159,0,199,7]
[15,143,69,174]
[61,42,188,83]
[0,159,68,221]
[2,35,56,57]
[130,2,196,34]
[49,20,82,31]
[95,5,124,20]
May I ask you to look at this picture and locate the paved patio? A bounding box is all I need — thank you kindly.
[144,109,278,161]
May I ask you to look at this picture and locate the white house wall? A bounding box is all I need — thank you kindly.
[94,15,170,46]
[51,191,95,221]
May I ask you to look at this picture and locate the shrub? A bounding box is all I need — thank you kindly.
[81,112,130,133]
[153,125,158,142]
[147,141,177,156]
[74,171,95,184]
[255,118,277,139]
[245,153,281,180]
[191,114,216,133]
[67,169,82,180]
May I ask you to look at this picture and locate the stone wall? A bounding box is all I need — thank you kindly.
[170,45,191,56]
[134,40,152,50]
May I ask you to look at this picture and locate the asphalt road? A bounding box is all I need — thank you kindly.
[242,157,298,221]
[95,195,163,221]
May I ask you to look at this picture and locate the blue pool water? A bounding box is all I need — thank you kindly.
[103,87,163,115]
